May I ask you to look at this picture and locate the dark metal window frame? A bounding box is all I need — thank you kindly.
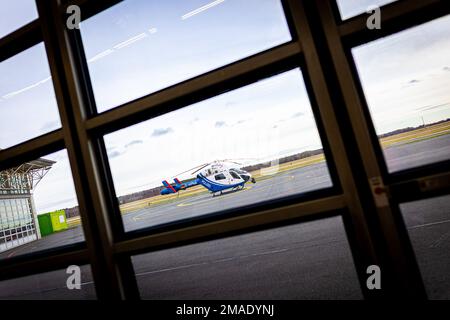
[0,0,448,300]
[315,0,450,299]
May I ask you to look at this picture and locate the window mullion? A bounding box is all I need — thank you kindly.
[35,0,139,300]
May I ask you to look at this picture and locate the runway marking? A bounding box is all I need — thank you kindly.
[249,248,289,257]
[214,257,235,263]
[136,262,210,276]
[408,218,450,230]
[429,231,450,249]
[134,248,290,277]
[4,242,37,259]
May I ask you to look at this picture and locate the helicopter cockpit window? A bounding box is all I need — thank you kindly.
[230,171,241,179]
[215,174,227,181]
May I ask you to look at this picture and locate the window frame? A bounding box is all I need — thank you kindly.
[315,0,450,299]
[0,0,448,300]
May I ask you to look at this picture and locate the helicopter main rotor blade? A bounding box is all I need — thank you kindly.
[191,163,211,175]
[172,163,210,178]
[220,158,259,165]
[220,161,242,166]
[170,157,261,178]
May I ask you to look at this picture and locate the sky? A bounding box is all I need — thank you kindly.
[353,14,450,134]
[336,0,397,20]
[0,0,38,39]
[0,0,449,212]
[31,149,78,213]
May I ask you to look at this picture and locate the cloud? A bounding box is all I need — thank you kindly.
[125,140,143,148]
[151,127,173,137]
[215,121,226,128]
[218,119,248,127]
[291,112,305,118]
[108,151,125,159]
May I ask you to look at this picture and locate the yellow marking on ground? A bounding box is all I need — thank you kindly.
[176,197,222,207]
[67,216,81,228]
[379,121,450,148]
[120,184,209,214]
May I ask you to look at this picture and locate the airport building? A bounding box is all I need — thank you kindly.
[0,158,54,253]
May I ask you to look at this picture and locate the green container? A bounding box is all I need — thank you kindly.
[37,213,53,236]
[37,210,68,236]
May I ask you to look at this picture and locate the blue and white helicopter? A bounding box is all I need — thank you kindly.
[160,160,256,196]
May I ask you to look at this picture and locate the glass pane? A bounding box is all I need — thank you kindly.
[0,265,95,300]
[0,150,84,260]
[352,15,450,172]
[400,194,450,299]
[133,216,362,299]
[0,0,38,39]
[80,0,292,113]
[104,68,332,232]
[0,43,61,149]
[336,0,397,20]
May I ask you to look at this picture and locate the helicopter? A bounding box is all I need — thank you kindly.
[160,160,256,196]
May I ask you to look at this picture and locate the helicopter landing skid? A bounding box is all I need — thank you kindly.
[212,191,223,197]
[211,185,245,197]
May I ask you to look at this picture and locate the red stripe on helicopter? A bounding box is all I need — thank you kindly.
[164,180,177,193]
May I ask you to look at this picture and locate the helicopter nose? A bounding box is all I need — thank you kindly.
[240,175,250,182]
